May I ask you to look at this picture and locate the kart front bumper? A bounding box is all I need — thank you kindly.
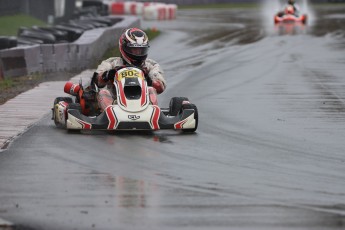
[65,105,197,131]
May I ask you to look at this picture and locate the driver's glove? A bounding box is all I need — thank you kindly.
[101,69,116,82]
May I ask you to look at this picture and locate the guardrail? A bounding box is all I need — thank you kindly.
[0,15,140,80]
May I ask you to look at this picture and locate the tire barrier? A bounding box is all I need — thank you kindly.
[0,15,140,79]
[79,0,109,16]
[13,16,122,47]
[109,1,178,20]
[0,36,17,50]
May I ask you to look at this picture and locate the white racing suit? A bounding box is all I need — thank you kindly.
[94,57,166,111]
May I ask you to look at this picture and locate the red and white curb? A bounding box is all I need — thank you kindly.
[108,1,177,20]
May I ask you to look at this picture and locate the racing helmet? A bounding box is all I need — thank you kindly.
[285,5,295,15]
[119,28,149,66]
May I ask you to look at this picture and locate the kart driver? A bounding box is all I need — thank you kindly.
[284,0,300,16]
[64,28,166,114]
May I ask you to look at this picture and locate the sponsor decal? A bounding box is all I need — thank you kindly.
[70,84,77,94]
[59,101,68,108]
[106,106,117,129]
[128,115,140,120]
[150,105,160,130]
[116,81,127,107]
[141,79,147,106]
[174,119,188,129]
[76,119,91,129]
[117,68,144,81]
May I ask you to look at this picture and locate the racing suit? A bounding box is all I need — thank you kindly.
[94,57,166,112]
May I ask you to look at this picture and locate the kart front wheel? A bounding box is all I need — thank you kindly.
[66,103,82,133]
[67,103,82,113]
[169,97,189,116]
[181,103,198,133]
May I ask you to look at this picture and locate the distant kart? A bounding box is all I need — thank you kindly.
[274,5,307,25]
[52,66,198,133]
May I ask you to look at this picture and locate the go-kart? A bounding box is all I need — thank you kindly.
[274,5,307,25]
[52,66,198,133]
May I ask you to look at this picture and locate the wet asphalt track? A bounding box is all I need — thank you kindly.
[1,5,345,230]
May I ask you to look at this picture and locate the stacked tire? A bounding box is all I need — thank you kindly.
[0,36,17,50]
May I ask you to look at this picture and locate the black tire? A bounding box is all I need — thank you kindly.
[0,36,17,50]
[67,103,82,113]
[53,97,73,106]
[181,103,198,133]
[53,25,83,42]
[17,36,44,45]
[32,26,69,42]
[53,97,73,127]
[18,28,56,44]
[0,37,9,50]
[169,97,189,116]
[8,36,17,48]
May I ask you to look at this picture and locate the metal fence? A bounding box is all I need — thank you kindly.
[0,0,22,15]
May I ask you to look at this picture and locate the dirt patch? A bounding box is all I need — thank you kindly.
[0,71,79,105]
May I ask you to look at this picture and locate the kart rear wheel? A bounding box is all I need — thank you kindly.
[181,103,198,133]
[169,97,189,116]
[53,97,73,127]
[53,97,73,106]
[67,103,82,112]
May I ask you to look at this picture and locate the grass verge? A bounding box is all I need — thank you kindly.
[0,74,44,104]
[0,73,43,89]
[0,14,47,36]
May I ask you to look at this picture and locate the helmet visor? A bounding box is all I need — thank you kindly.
[124,44,149,57]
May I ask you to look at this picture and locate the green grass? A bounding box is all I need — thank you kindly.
[0,79,14,89]
[0,14,46,36]
[0,72,43,86]
[145,28,161,41]
[179,3,259,10]
[0,73,43,89]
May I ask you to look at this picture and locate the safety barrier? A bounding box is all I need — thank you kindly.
[109,1,178,20]
[0,15,140,80]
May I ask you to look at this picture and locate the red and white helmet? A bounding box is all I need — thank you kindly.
[285,5,295,15]
[119,28,149,66]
